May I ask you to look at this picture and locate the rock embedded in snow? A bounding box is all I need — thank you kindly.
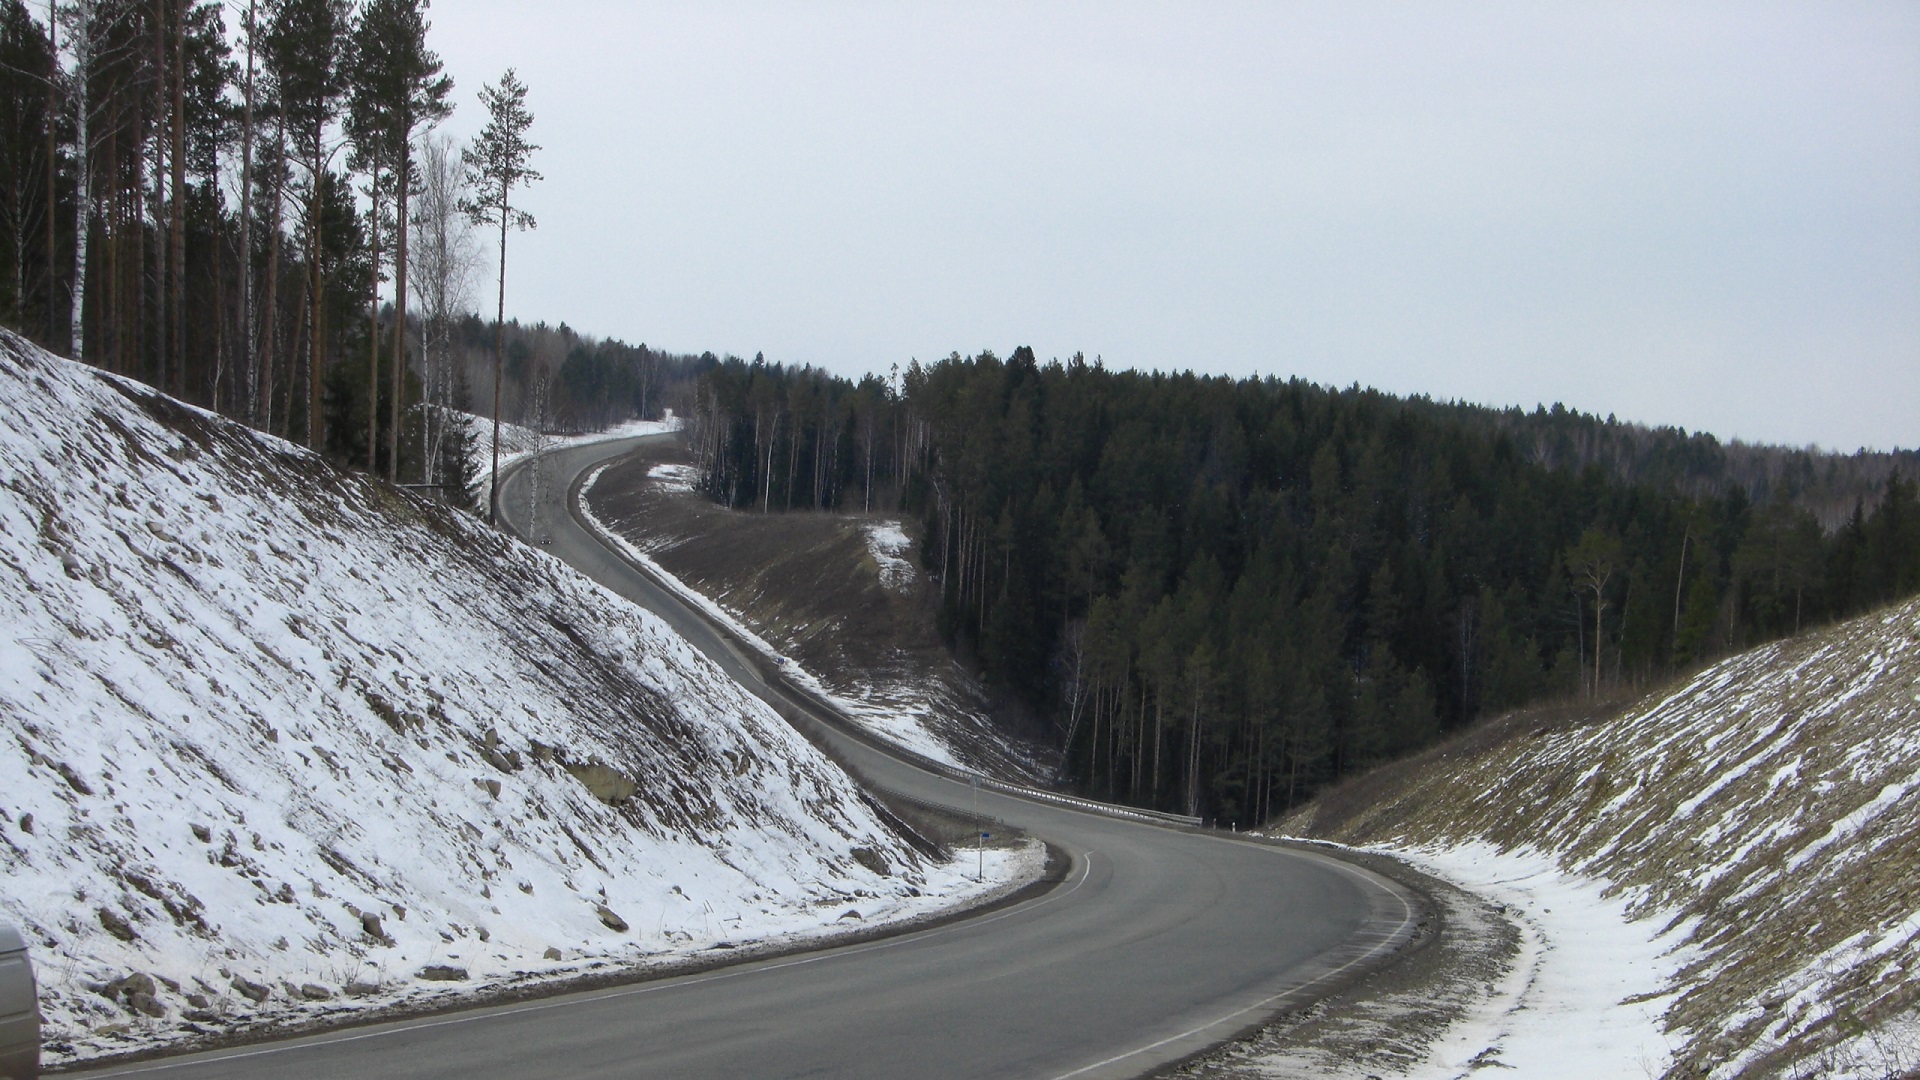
[565,762,638,805]
[96,909,137,943]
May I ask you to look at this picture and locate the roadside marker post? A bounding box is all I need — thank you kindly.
[971,774,982,881]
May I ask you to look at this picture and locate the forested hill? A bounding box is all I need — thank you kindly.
[687,349,1920,823]
[1447,400,1920,529]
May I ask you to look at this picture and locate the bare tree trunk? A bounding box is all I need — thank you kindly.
[259,117,284,430]
[68,0,94,361]
[784,411,797,511]
[488,206,507,525]
[46,0,59,348]
[389,152,410,482]
[238,0,257,422]
[148,0,165,385]
[1152,691,1163,804]
[306,132,324,449]
[169,0,184,396]
[100,121,115,371]
[762,410,779,511]
[1593,590,1605,698]
[1671,525,1690,665]
[366,171,382,471]
[210,230,225,410]
[133,109,148,378]
[284,271,309,433]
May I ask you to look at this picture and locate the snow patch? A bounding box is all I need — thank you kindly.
[1370,843,1691,1079]
[647,463,699,493]
[863,522,915,591]
[1269,592,1920,1077]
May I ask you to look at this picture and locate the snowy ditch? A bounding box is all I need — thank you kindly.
[1246,597,1920,1079]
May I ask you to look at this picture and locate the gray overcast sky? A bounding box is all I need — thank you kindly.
[422,2,1918,452]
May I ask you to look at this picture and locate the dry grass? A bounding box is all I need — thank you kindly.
[584,441,1055,780]
[1278,600,1920,1079]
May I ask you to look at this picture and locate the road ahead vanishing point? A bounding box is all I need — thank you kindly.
[83,435,1420,1080]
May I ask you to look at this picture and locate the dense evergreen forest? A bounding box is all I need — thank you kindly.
[689,350,1920,823]
[0,0,684,498]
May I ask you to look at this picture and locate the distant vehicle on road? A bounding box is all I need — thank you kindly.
[0,921,37,1080]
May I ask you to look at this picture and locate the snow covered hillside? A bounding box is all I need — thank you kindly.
[0,332,1025,1065]
[1275,598,1920,1079]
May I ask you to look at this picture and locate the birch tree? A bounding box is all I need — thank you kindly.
[1565,526,1623,698]
[408,131,475,496]
[55,0,121,360]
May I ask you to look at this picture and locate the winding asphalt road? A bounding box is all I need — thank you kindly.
[82,435,1421,1080]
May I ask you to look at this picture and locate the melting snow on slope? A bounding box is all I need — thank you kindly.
[1276,595,1920,1077]
[864,522,916,591]
[0,332,1031,1066]
[646,463,699,493]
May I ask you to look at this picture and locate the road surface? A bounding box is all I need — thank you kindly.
[82,436,1420,1080]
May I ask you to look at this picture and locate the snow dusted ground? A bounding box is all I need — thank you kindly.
[0,331,1035,1066]
[1267,598,1920,1079]
[577,471,969,770]
[646,462,699,493]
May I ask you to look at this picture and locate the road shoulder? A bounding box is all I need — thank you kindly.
[1162,843,1518,1079]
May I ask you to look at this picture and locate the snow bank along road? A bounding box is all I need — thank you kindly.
[84,436,1420,1080]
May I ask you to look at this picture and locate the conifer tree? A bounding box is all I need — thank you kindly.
[460,68,539,525]
[350,0,448,481]
[262,0,347,448]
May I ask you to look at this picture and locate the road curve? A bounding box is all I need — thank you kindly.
[83,437,1421,1080]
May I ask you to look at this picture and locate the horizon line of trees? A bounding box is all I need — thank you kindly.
[687,348,1920,824]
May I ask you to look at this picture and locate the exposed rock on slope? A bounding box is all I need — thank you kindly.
[1281,597,1920,1078]
[0,331,1011,1064]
